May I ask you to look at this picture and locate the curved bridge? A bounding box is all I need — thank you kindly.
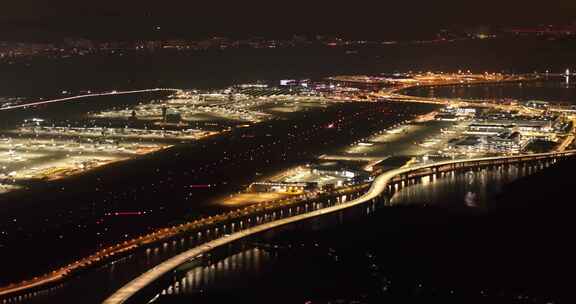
[103,150,576,304]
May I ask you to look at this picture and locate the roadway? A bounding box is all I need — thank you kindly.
[556,116,576,152]
[102,150,576,304]
[557,134,575,152]
[0,88,179,111]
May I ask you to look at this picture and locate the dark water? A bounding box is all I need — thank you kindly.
[143,163,575,304]
[1,37,576,99]
[388,167,526,208]
[404,78,576,104]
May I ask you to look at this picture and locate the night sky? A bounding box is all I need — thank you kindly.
[1,1,575,40]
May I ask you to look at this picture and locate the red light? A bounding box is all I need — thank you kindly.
[189,184,211,188]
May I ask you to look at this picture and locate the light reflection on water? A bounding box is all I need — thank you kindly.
[11,164,542,304]
[149,164,538,301]
[155,247,273,298]
[390,165,528,209]
[404,78,576,104]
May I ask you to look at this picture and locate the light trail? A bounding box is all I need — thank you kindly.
[0,88,180,111]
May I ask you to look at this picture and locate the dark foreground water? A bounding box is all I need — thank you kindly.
[144,162,576,304]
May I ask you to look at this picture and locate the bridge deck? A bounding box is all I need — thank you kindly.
[103,150,576,304]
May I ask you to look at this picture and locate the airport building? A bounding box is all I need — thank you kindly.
[465,119,555,139]
[436,107,478,121]
[525,100,550,109]
[448,131,526,154]
[485,131,524,153]
[249,182,317,194]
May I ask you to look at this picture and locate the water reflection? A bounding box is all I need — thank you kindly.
[153,247,274,300]
[464,191,478,208]
[405,78,576,104]
[390,165,527,209]
[146,164,540,303]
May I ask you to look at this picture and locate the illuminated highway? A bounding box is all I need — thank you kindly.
[102,150,576,304]
[556,116,576,152]
[0,88,179,111]
[371,73,545,112]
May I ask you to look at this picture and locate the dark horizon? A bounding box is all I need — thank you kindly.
[1,1,576,41]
